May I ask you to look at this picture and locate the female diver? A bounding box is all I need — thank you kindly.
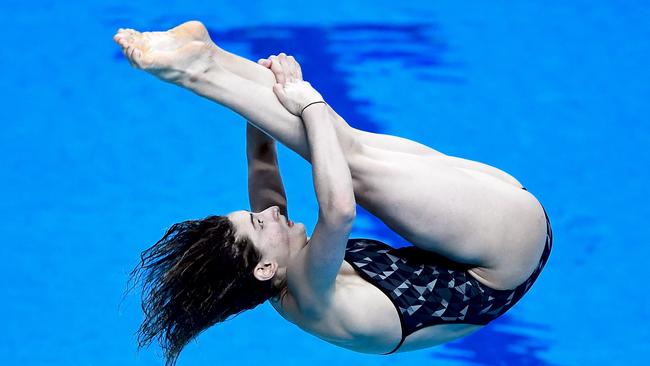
[114,21,552,366]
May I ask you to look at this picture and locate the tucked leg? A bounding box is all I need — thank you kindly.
[345,144,548,291]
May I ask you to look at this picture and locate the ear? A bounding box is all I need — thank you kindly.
[253,260,278,282]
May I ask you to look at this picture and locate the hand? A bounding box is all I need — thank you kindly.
[258,53,324,116]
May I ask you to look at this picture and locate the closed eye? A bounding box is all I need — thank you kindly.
[249,213,263,230]
[249,212,256,230]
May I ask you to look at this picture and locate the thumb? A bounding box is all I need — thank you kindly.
[272,83,286,100]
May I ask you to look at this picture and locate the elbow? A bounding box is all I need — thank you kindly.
[322,199,356,224]
[337,204,357,224]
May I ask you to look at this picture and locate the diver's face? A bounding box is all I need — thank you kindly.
[227,206,307,263]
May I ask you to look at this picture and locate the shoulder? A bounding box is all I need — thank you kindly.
[269,284,330,324]
[280,237,360,317]
[279,237,384,319]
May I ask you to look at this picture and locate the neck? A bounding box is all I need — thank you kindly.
[270,237,308,302]
[270,269,288,303]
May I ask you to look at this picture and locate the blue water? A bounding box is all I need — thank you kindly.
[2,1,649,365]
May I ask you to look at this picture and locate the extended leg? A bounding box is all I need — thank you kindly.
[167,22,509,167]
[114,27,343,161]
[169,20,446,158]
[111,23,435,165]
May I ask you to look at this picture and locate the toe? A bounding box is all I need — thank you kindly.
[116,33,130,46]
[121,29,136,43]
[133,34,146,48]
[127,29,141,38]
[125,45,133,60]
[116,29,129,39]
[132,49,145,68]
[127,45,137,60]
[122,48,135,68]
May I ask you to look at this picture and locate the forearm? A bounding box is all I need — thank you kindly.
[302,103,356,219]
[246,123,288,215]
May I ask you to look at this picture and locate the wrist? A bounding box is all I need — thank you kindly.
[300,101,327,118]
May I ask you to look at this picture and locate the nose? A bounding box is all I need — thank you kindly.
[264,206,280,220]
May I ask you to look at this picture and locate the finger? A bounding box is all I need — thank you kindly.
[285,55,295,81]
[269,55,285,84]
[257,58,271,68]
[278,53,292,82]
[277,53,289,81]
[294,57,303,80]
[287,55,301,81]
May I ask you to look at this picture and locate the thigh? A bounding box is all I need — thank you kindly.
[328,106,444,157]
[348,144,543,270]
[352,128,446,157]
[349,126,524,189]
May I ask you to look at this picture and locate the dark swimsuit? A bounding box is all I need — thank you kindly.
[343,187,553,354]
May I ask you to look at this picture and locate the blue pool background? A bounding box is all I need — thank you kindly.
[1,1,648,365]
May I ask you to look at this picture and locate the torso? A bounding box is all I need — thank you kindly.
[270,259,493,354]
[269,159,549,354]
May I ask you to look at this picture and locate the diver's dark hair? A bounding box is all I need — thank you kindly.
[129,215,281,366]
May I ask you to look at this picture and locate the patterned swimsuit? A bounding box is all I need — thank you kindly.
[343,192,553,354]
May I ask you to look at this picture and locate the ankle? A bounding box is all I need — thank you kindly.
[181,46,224,85]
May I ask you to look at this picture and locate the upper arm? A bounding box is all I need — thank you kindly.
[247,143,288,215]
[290,207,355,309]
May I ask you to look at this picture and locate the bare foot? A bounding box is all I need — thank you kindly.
[113,21,220,84]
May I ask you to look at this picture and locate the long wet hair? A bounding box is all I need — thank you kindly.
[129,215,282,366]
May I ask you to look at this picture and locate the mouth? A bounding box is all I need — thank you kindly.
[280,213,294,227]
